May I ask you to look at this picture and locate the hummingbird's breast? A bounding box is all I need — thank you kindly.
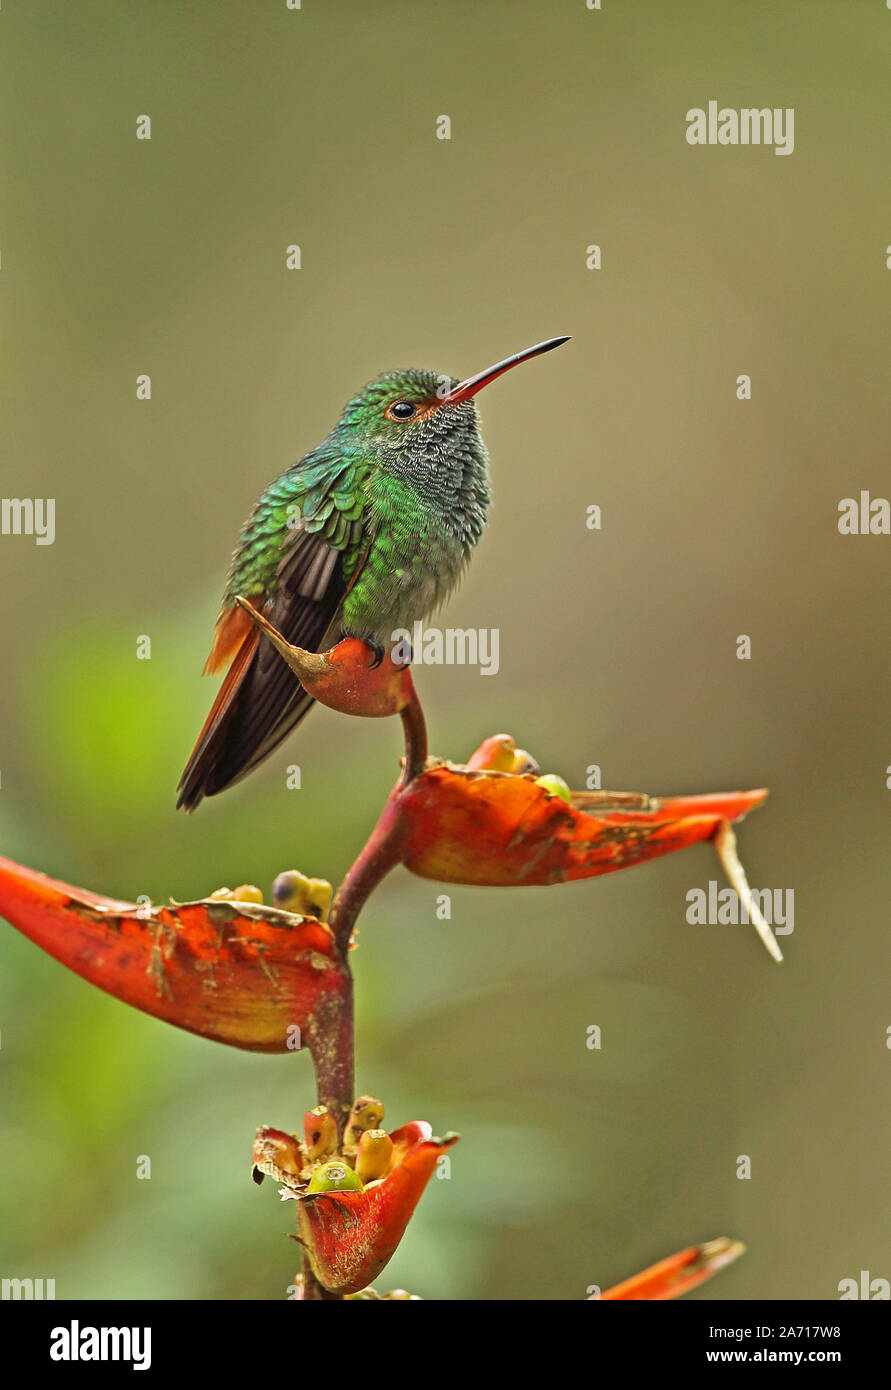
[340,448,488,645]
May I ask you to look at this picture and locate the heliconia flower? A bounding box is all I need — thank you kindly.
[533,772,572,802]
[252,1127,305,1185]
[273,871,333,921]
[210,884,265,904]
[288,1122,459,1296]
[399,763,766,886]
[343,1094,385,1150]
[303,1106,338,1161]
[396,763,781,960]
[595,1237,745,1300]
[466,732,519,772]
[234,597,413,718]
[0,853,350,1053]
[306,1160,364,1194]
[466,733,541,776]
[355,1129,393,1183]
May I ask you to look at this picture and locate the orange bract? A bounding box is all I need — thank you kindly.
[398,764,768,887]
[0,854,349,1053]
[234,601,413,718]
[309,637,413,717]
[598,1237,745,1301]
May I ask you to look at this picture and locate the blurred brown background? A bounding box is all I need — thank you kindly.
[0,1,888,1299]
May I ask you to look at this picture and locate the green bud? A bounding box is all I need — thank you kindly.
[534,773,572,803]
[306,1161,364,1194]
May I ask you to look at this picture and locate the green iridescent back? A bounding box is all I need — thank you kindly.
[221,367,490,645]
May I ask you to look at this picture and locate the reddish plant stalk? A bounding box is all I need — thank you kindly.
[299,682,428,1299]
[328,683,428,954]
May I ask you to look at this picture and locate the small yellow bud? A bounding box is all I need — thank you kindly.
[467,733,516,772]
[303,1106,337,1161]
[273,870,333,921]
[232,884,264,904]
[511,748,540,775]
[355,1129,393,1183]
[344,1095,385,1148]
[306,877,333,921]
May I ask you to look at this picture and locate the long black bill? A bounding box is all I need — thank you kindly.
[441,335,571,405]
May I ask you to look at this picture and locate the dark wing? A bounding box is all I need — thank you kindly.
[177,472,368,811]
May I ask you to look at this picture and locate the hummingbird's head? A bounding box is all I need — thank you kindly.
[335,369,484,488]
[334,338,571,482]
[337,367,470,445]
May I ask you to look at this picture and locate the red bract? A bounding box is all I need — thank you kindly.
[291,1123,458,1296]
[252,1127,306,1184]
[234,598,413,717]
[597,1237,745,1301]
[0,854,349,1053]
[397,763,768,886]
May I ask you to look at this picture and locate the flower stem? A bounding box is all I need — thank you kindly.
[328,678,428,953]
[400,682,428,784]
[307,980,355,1138]
[297,675,429,1301]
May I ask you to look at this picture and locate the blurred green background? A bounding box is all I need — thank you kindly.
[0,1,888,1301]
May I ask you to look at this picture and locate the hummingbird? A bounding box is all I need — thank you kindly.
[177,336,570,811]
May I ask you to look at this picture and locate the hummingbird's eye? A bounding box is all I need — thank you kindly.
[387,401,417,420]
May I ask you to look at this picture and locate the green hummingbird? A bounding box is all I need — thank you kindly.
[177,336,570,810]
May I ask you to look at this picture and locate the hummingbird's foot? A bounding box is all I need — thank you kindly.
[367,639,386,670]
